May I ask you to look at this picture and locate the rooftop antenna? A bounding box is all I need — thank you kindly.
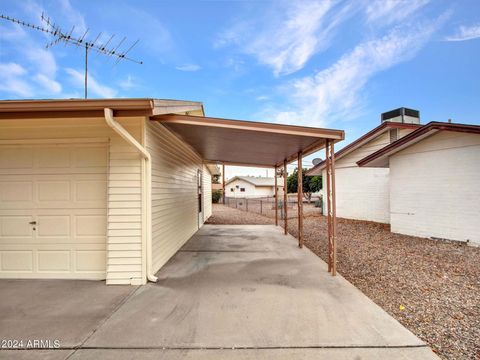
[0,13,143,99]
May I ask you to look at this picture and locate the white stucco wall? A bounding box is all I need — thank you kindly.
[321,128,415,223]
[389,131,480,245]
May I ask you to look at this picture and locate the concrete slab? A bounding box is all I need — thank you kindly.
[0,279,134,348]
[68,347,440,360]
[85,225,429,352]
[0,350,73,360]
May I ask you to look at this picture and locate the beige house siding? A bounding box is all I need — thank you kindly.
[203,164,212,221]
[145,120,204,274]
[390,131,480,244]
[0,117,144,285]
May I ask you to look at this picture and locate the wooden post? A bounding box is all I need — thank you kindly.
[297,152,303,248]
[283,159,288,235]
[331,141,337,276]
[274,166,278,226]
[260,200,263,215]
[246,198,249,211]
[222,163,225,205]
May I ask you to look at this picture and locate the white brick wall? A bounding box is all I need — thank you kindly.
[390,131,480,245]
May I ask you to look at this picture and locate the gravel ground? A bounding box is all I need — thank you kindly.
[207,204,480,360]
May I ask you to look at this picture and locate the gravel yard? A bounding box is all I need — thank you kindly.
[207,204,480,360]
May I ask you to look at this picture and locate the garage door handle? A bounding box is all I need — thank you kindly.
[29,221,37,225]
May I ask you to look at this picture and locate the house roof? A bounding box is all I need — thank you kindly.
[357,122,480,168]
[306,121,421,175]
[0,98,205,118]
[0,98,344,168]
[225,176,276,187]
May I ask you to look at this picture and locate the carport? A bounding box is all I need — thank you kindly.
[152,114,344,275]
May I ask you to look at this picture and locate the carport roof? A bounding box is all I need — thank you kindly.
[151,114,344,168]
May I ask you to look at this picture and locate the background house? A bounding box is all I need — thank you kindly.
[307,108,421,223]
[225,176,283,198]
[358,122,480,245]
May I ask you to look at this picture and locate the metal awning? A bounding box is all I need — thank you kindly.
[150,114,344,167]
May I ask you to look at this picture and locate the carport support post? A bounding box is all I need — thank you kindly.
[283,159,288,235]
[222,163,225,205]
[326,140,337,275]
[274,165,278,226]
[297,152,303,248]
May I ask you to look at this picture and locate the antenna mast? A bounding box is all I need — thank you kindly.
[0,13,143,99]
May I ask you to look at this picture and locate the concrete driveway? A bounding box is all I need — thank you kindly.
[0,225,439,359]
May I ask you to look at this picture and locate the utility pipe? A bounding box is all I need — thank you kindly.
[104,108,158,283]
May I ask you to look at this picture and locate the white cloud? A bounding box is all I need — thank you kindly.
[365,0,430,26]
[117,75,138,91]
[216,1,354,76]
[65,68,117,98]
[34,74,62,94]
[445,24,480,41]
[266,17,446,127]
[176,64,201,72]
[0,63,34,97]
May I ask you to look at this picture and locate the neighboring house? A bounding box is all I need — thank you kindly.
[358,122,480,245]
[307,108,421,223]
[0,98,343,284]
[225,176,281,198]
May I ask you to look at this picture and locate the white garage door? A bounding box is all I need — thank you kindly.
[0,140,108,279]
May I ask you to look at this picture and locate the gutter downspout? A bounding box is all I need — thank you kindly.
[104,108,158,283]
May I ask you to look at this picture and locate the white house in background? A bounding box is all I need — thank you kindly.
[225,176,281,198]
[307,108,422,223]
[358,122,480,245]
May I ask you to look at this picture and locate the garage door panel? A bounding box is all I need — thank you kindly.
[1,251,33,271]
[37,251,70,272]
[0,142,107,279]
[37,215,71,238]
[1,216,34,238]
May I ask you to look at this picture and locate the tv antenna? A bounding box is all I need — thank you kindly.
[0,13,143,99]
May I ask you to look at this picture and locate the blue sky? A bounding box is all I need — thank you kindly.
[1,0,479,178]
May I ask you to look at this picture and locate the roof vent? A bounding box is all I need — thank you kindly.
[381,107,420,124]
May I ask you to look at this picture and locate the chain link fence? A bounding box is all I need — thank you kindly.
[224,196,322,220]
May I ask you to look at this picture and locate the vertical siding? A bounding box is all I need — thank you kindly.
[0,118,144,285]
[390,131,480,244]
[203,164,212,221]
[145,121,203,274]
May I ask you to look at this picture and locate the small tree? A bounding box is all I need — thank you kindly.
[212,190,222,203]
[287,168,322,203]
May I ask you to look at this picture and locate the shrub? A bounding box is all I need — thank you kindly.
[314,199,322,208]
[212,190,222,203]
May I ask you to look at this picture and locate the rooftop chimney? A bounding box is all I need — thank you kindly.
[381,107,420,124]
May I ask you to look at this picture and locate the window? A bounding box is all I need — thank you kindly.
[240,188,245,192]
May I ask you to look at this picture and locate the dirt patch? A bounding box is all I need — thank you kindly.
[207,204,480,360]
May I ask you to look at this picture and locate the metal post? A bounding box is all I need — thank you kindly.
[246,198,248,212]
[283,159,288,235]
[84,45,88,99]
[326,140,333,273]
[331,141,337,276]
[297,152,303,248]
[274,165,278,226]
[222,163,225,205]
[260,200,263,215]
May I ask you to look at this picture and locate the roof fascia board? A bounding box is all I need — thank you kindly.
[152,114,344,140]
